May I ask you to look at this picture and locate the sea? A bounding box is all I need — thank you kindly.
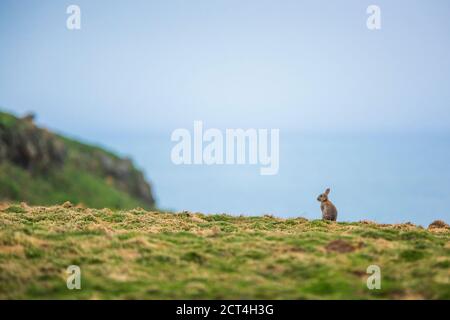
[90,132,450,227]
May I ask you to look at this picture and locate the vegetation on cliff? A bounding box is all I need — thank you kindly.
[0,110,155,209]
[0,204,448,299]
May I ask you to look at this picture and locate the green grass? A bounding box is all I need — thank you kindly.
[0,111,18,128]
[0,162,148,209]
[0,205,448,299]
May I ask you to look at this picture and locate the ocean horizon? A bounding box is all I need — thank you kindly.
[70,130,450,227]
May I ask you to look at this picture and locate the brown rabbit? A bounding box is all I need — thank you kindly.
[317,188,338,221]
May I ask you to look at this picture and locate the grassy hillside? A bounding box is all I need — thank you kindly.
[0,110,155,209]
[0,161,148,209]
[0,204,448,299]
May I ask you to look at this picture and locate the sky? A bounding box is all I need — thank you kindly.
[0,0,449,138]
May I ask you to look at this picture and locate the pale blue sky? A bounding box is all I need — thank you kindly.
[1,0,449,138]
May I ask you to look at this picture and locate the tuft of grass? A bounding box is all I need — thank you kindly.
[0,205,448,299]
[399,249,425,262]
[4,205,27,214]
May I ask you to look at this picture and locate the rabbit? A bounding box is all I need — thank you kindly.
[317,188,338,221]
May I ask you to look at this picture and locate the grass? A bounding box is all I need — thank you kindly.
[0,204,448,299]
[0,162,149,209]
[0,111,18,128]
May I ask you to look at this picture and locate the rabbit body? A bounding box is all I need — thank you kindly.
[317,188,338,221]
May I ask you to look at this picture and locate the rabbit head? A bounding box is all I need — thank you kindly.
[317,188,330,202]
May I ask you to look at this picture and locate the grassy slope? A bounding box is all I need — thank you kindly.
[0,162,147,209]
[0,111,150,209]
[0,204,448,299]
[0,111,17,128]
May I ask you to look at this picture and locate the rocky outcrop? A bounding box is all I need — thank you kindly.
[0,113,66,171]
[0,111,155,208]
[71,149,155,207]
[428,220,449,230]
[97,154,155,206]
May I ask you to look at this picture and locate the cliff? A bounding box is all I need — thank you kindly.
[0,110,155,209]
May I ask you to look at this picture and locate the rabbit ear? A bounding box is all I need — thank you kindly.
[325,188,330,195]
